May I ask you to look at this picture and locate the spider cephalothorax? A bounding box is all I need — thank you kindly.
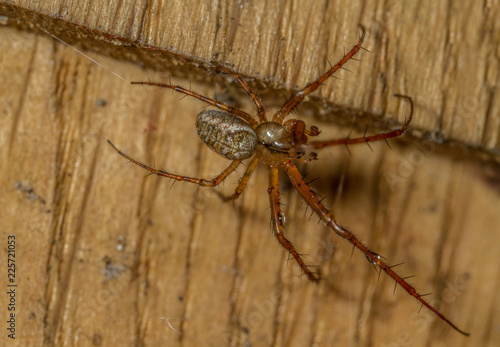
[108,27,468,335]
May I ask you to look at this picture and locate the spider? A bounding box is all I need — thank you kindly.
[107,27,468,336]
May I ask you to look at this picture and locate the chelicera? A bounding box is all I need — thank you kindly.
[108,27,468,335]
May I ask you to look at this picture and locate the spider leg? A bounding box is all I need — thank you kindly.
[281,159,469,336]
[272,26,366,123]
[268,165,319,282]
[131,81,258,127]
[219,157,259,201]
[300,95,413,151]
[216,64,267,123]
[108,140,240,187]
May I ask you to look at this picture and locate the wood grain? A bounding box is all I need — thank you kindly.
[0,1,499,346]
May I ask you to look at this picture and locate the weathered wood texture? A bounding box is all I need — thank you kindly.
[0,1,499,346]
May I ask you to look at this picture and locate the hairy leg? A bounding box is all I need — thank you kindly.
[216,64,267,123]
[108,140,241,187]
[131,81,258,127]
[281,158,469,335]
[268,164,319,282]
[272,26,366,123]
[300,95,413,151]
[219,157,260,201]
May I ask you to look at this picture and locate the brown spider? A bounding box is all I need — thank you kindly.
[108,28,468,336]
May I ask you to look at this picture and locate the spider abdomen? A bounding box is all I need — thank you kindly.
[196,110,258,160]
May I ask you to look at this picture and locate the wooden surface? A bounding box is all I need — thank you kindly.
[0,1,499,346]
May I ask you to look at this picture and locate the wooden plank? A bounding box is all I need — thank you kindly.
[0,1,499,346]
[2,0,499,154]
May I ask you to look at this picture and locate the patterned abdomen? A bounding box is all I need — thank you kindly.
[196,110,258,160]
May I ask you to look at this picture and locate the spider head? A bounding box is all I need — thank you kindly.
[255,120,320,163]
[255,122,294,153]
